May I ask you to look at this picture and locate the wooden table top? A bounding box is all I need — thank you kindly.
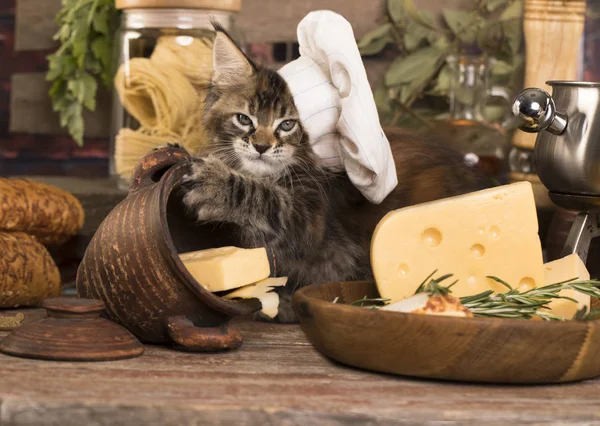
[1,319,600,425]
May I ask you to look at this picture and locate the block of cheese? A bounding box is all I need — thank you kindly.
[542,254,590,319]
[223,277,288,318]
[371,182,544,302]
[179,246,270,292]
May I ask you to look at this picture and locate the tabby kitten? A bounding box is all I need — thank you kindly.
[180,25,484,323]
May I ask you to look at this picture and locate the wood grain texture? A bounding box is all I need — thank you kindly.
[293,281,600,384]
[1,319,600,425]
[0,297,144,361]
[512,0,586,150]
[0,178,84,246]
[14,0,61,51]
[9,73,111,138]
[116,0,241,11]
[0,232,61,309]
[14,0,474,50]
[76,147,260,348]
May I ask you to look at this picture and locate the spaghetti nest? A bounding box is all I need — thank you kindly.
[113,35,213,181]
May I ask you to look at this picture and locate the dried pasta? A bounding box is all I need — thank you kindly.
[113,35,214,182]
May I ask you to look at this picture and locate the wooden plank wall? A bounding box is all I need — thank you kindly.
[1,0,598,177]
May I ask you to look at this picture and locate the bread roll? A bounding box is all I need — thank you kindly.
[0,232,61,308]
[0,178,85,245]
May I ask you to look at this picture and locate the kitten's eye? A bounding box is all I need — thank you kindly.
[236,113,252,126]
[278,119,296,132]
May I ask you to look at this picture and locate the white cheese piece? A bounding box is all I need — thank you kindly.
[179,246,270,292]
[542,254,590,319]
[381,292,473,318]
[223,277,288,318]
[371,182,544,302]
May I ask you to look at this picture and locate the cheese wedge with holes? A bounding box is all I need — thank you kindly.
[542,254,590,319]
[371,182,544,302]
[223,277,288,318]
[179,246,270,292]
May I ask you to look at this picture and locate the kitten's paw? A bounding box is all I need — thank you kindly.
[254,291,299,324]
[181,156,233,222]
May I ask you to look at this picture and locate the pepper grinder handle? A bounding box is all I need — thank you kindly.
[512,88,568,135]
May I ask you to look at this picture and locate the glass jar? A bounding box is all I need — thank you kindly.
[110,0,243,190]
[443,54,512,182]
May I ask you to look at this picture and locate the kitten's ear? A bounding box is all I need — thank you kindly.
[212,29,253,86]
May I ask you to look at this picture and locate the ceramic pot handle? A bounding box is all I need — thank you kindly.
[512,88,568,135]
[129,146,191,193]
[166,316,243,352]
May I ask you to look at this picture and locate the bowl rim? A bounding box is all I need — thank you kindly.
[294,280,599,330]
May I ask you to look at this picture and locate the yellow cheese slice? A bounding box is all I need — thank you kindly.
[223,277,288,318]
[542,254,590,319]
[179,246,270,292]
[371,182,544,302]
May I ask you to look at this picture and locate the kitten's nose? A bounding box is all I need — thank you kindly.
[253,144,270,154]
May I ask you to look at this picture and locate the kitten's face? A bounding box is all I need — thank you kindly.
[203,29,309,177]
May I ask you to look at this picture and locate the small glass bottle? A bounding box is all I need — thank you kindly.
[443,54,512,182]
[110,0,242,190]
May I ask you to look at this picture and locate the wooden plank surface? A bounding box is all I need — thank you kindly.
[14,0,62,51]
[1,319,600,425]
[14,0,386,50]
[14,0,473,49]
[9,73,112,138]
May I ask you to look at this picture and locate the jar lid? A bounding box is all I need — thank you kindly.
[115,0,242,12]
[0,297,144,361]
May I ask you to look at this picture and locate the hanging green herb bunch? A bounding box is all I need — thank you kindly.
[46,0,120,146]
[358,0,524,127]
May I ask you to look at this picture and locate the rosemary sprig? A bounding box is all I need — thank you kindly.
[429,274,600,321]
[349,296,391,308]
[413,269,458,296]
[344,270,600,321]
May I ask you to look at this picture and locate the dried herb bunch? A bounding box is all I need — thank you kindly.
[46,0,120,145]
[357,0,524,127]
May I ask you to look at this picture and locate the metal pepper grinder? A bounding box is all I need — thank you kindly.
[509,0,587,210]
[512,83,600,265]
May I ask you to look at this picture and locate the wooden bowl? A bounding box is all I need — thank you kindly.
[293,281,600,384]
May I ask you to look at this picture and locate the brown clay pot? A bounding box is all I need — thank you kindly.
[76,147,262,351]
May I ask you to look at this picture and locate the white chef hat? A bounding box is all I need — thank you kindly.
[278,10,398,204]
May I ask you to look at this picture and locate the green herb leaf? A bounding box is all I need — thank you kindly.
[427,64,451,96]
[92,5,111,34]
[484,0,509,12]
[491,59,513,75]
[358,23,393,56]
[46,0,118,145]
[385,46,445,87]
[404,19,437,51]
[500,1,524,20]
[388,0,405,24]
[501,18,522,55]
[404,0,438,31]
[374,85,393,115]
[442,9,482,44]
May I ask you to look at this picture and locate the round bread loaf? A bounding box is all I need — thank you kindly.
[0,232,61,308]
[0,178,85,245]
